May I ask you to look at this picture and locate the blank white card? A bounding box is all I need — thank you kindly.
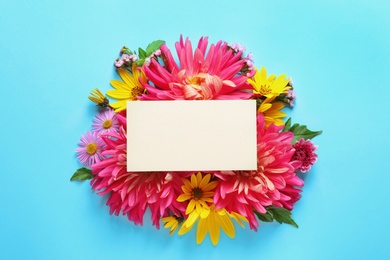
[126,100,257,172]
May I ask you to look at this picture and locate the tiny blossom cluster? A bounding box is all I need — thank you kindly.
[228,43,255,77]
[244,52,255,76]
[286,89,296,107]
[229,43,246,53]
[143,49,161,66]
[114,53,138,68]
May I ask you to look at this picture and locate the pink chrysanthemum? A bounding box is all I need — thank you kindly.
[76,131,106,167]
[92,108,119,134]
[292,138,318,172]
[140,36,253,100]
[213,114,304,230]
[90,113,190,228]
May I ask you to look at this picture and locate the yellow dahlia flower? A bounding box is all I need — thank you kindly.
[177,172,217,217]
[248,66,290,99]
[178,205,248,246]
[258,97,287,127]
[106,64,146,112]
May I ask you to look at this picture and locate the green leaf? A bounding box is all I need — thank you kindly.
[70,167,94,181]
[135,59,145,66]
[282,117,292,132]
[282,118,322,143]
[145,40,165,56]
[138,47,147,59]
[254,211,274,222]
[266,206,299,228]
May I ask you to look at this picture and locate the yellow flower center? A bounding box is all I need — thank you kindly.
[85,142,98,155]
[102,119,112,129]
[131,86,144,99]
[188,76,206,87]
[258,84,272,96]
[192,187,203,200]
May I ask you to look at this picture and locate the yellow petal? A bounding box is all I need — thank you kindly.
[177,194,191,202]
[208,213,220,246]
[199,173,211,188]
[109,100,127,112]
[169,222,178,235]
[200,207,210,219]
[196,218,208,244]
[185,211,199,228]
[185,199,196,215]
[203,181,218,191]
[182,178,192,190]
[110,80,132,91]
[178,221,193,235]
[196,172,203,186]
[106,90,131,99]
[191,173,198,187]
[258,103,272,113]
[118,68,139,87]
[229,212,248,228]
[202,191,214,198]
[218,213,235,238]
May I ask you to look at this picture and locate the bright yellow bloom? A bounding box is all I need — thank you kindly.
[178,204,248,246]
[177,172,218,217]
[161,216,182,235]
[248,67,290,99]
[258,97,287,127]
[106,64,146,112]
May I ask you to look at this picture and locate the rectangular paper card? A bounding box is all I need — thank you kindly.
[126,100,257,172]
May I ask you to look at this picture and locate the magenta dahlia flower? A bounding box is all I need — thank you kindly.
[140,36,253,100]
[90,113,190,228]
[213,114,304,230]
[292,138,318,172]
[76,131,106,167]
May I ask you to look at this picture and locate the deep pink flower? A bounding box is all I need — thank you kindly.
[292,138,318,172]
[90,113,190,228]
[214,114,304,230]
[76,131,106,167]
[140,36,253,100]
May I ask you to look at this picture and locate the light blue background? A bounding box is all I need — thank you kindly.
[1,0,389,259]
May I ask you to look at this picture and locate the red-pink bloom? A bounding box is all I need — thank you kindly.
[140,36,253,100]
[292,138,318,172]
[90,113,189,228]
[214,114,304,230]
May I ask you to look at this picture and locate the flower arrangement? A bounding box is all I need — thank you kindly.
[71,36,322,246]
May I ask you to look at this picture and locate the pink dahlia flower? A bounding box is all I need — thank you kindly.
[140,36,253,100]
[214,114,304,230]
[90,113,190,228]
[292,138,318,172]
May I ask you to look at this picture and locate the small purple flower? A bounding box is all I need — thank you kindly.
[76,131,106,167]
[92,108,119,134]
